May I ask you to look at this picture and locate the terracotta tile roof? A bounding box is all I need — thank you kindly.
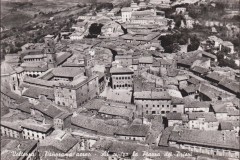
[40,130,78,153]
[21,121,53,133]
[1,87,26,103]
[182,84,199,93]
[23,76,57,88]
[32,101,63,119]
[134,91,171,100]
[99,105,133,118]
[22,86,54,100]
[54,112,72,120]
[219,78,240,94]
[107,89,132,103]
[191,66,209,74]
[220,121,234,130]
[171,97,185,104]
[185,101,211,108]
[139,56,153,64]
[56,52,72,66]
[166,113,183,120]
[199,83,234,100]
[1,121,23,132]
[15,101,32,114]
[121,7,133,12]
[187,77,202,85]
[159,126,174,147]
[110,67,134,74]
[188,112,217,122]
[206,72,225,83]
[115,124,150,137]
[1,138,38,160]
[83,99,105,111]
[1,62,16,75]
[169,129,239,150]
[71,115,118,135]
[51,67,84,78]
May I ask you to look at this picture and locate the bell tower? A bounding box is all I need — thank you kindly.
[44,35,56,69]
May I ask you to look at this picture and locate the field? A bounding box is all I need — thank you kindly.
[2,11,33,29]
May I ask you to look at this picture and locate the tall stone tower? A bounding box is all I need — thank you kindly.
[44,35,56,69]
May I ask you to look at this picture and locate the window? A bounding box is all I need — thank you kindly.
[162,105,164,107]
[167,105,169,108]
[157,105,159,107]
[173,105,176,108]
[161,111,165,114]
[146,110,148,114]
[146,104,148,107]
[153,105,155,107]
[152,111,156,114]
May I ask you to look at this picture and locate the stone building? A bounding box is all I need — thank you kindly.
[1,121,22,139]
[21,122,53,142]
[134,91,184,116]
[110,67,134,90]
[54,75,99,108]
[169,130,240,159]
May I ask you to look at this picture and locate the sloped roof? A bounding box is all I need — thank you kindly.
[22,86,54,100]
[40,131,78,153]
[32,101,63,119]
[115,124,149,137]
[110,67,134,74]
[99,106,133,118]
[1,62,15,75]
[134,91,171,100]
[166,113,182,120]
[71,115,118,135]
[169,129,239,150]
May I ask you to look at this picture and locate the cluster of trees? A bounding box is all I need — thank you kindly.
[217,47,238,69]
[159,30,200,53]
[86,23,104,38]
[96,3,113,11]
[188,2,225,20]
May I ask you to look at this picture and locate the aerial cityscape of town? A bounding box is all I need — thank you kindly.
[1,0,239,159]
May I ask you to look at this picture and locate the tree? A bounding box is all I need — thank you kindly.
[187,35,200,52]
[86,23,103,38]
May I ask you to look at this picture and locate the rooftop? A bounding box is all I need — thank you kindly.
[99,105,133,118]
[134,91,171,100]
[40,130,78,153]
[115,124,149,137]
[71,114,118,135]
[169,129,239,150]
[110,67,134,74]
